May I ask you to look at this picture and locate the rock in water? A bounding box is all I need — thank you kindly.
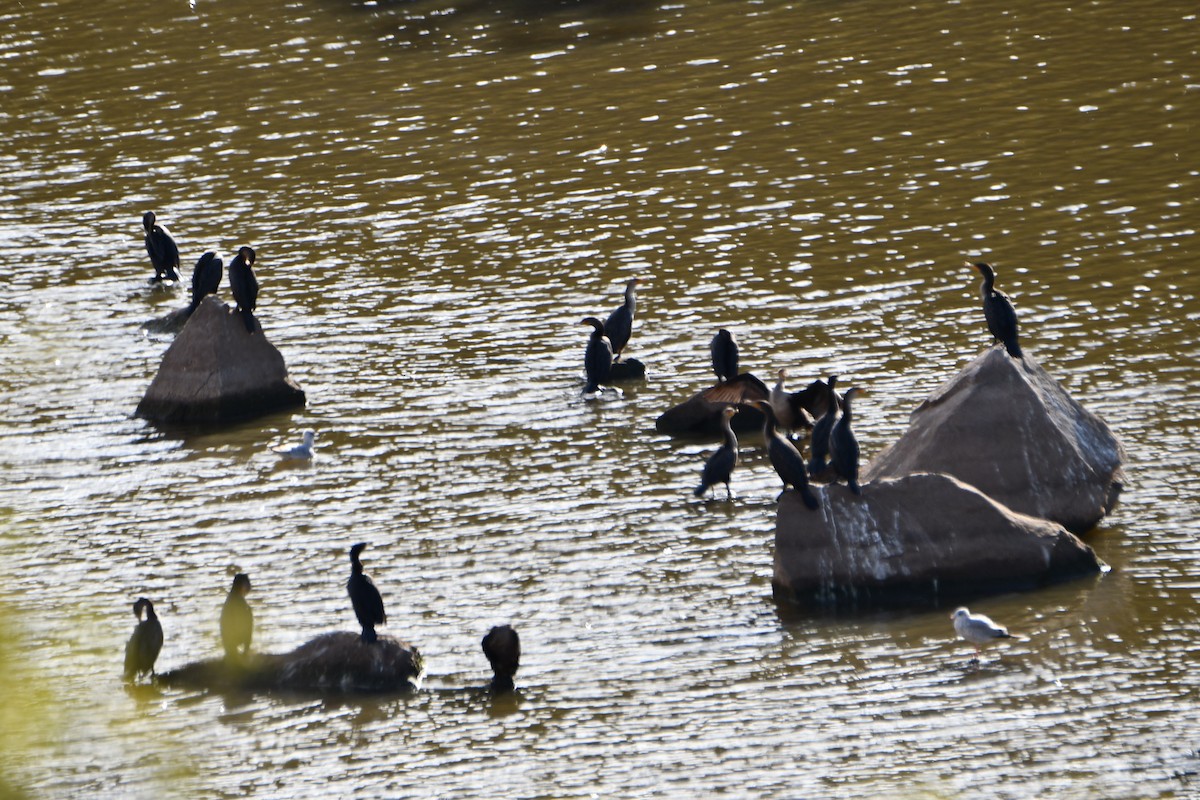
[159,632,423,694]
[136,296,305,425]
[863,348,1124,533]
[772,473,1104,609]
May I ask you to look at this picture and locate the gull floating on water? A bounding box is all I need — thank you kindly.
[272,430,315,460]
[952,606,1018,659]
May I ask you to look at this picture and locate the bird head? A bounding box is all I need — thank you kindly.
[142,211,156,232]
[232,573,252,595]
[238,246,256,265]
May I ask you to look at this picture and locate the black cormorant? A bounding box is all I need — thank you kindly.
[603,278,640,362]
[829,386,864,495]
[228,245,259,333]
[710,329,739,383]
[581,317,613,395]
[187,252,223,315]
[142,211,181,282]
[123,597,164,682]
[971,262,1022,358]
[482,624,521,693]
[751,400,820,510]
[807,375,840,475]
[694,405,739,500]
[220,573,253,661]
[347,542,387,644]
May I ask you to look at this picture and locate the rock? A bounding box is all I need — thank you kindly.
[655,374,771,436]
[772,473,1105,610]
[159,632,424,694]
[136,296,306,425]
[610,358,646,382]
[863,347,1124,533]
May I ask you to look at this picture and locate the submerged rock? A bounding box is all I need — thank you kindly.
[159,631,423,694]
[610,358,646,382]
[136,296,305,425]
[863,347,1124,533]
[772,473,1104,610]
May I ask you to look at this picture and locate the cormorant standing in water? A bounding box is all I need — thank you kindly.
[187,252,223,315]
[829,386,864,495]
[123,597,164,682]
[581,317,613,395]
[603,278,640,362]
[228,245,259,332]
[482,624,521,693]
[347,543,387,644]
[750,400,820,510]
[694,406,739,500]
[220,573,253,661]
[807,375,840,475]
[971,262,1022,358]
[710,329,739,383]
[142,211,181,282]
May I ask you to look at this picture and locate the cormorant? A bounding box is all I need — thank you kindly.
[750,400,820,510]
[710,329,739,383]
[603,278,640,362]
[220,573,253,661]
[807,375,840,476]
[142,211,181,282]
[123,597,164,682]
[828,386,864,495]
[581,317,613,395]
[347,542,387,644]
[952,607,1017,660]
[971,262,1022,358]
[272,430,315,460]
[694,406,739,500]
[228,245,259,333]
[482,624,521,694]
[187,251,223,315]
[768,368,815,436]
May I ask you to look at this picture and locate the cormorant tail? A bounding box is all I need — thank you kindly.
[800,485,820,510]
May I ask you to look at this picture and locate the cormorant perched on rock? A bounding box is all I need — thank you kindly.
[952,607,1017,660]
[123,597,164,682]
[347,543,387,644]
[220,573,253,661]
[710,329,739,383]
[808,375,840,475]
[750,400,820,510]
[580,317,613,395]
[142,211,181,282]
[694,406,739,500]
[228,245,259,333]
[482,624,521,693]
[187,252,223,315]
[829,386,864,495]
[971,262,1022,358]
[603,278,640,363]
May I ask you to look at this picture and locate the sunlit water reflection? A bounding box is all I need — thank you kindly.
[1,0,1198,798]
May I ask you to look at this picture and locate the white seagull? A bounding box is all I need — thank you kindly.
[952,607,1017,659]
[272,430,315,460]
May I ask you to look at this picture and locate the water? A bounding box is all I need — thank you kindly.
[1,0,1198,797]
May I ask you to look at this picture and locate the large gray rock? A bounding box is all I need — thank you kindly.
[863,347,1124,533]
[772,473,1104,609]
[136,296,305,425]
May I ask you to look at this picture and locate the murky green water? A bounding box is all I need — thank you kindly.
[1,0,1198,797]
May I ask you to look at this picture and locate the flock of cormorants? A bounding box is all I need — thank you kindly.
[128,209,1026,681]
[579,258,1022,508]
[144,211,261,331]
[127,211,520,692]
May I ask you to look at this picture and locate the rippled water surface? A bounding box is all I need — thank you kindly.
[1,1,1198,797]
